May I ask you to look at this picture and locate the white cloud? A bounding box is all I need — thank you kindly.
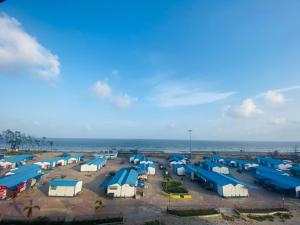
[151,83,235,107]
[91,80,135,109]
[257,85,300,105]
[264,90,285,105]
[224,98,264,118]
[92,81,112,99]
[0,13,60,80]
[113,94,136,109]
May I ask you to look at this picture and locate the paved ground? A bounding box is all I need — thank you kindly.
[0,153,299,225]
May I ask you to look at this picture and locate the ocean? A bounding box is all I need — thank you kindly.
[1,138,299,153]
[35,138,300,153]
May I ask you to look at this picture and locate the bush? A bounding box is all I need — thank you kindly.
[247,214,274,221]
[162,180,188,194]
[167,208,219,217]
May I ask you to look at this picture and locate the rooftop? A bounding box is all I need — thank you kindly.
[50,179,80,187]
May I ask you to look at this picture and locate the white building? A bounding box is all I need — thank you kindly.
[80,157,107,172]
[203,161,230,175]
[48,179,82,197]
[106,168,138,198]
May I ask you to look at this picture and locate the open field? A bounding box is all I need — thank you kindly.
[0,151,299,225]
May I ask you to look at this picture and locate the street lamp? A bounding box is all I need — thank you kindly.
[188,129,192,160]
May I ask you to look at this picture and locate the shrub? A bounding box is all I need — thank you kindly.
[162,180,188,194]
[247,214,274,222]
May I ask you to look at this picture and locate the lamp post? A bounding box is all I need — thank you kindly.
[188,129,192,160]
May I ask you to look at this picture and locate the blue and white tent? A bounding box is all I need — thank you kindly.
[80,157,107,172]
[105,167,138,198]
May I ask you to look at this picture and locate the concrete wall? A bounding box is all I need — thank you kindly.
[80,164,98,172]
[48,181,82,197]
[107,184,136,198]
[218,184,248,197]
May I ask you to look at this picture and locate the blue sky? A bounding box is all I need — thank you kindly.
[0,0,300,140]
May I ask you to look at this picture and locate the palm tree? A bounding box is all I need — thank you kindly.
[95,200,104,211]
[23,200,40,220]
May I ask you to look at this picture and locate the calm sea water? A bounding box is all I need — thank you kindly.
[1,138,299,153]
[41,139,300,153]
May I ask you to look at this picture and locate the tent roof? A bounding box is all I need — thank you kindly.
[108,168,138,186]
[50,179,80,187]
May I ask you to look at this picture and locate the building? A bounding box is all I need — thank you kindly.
[80,157,107,172]
[256,166,289,176]
[290,166,300,178]
[0,169,43,199]
[6,164,42,176]
[235,160,259,171]
[185,165,248,197]
[48,179,83,197]
[203,161,230,174]
[34,160,52,169]
[224,158,238,167]
[137,163,156,176]
[52,157,67,166]
[256,157,292,170]
[172,164,185,176]
[0,154,33,169]
[94,151,118,160]
[65,154,82,164]
[254,170,300,197]
[210,155,226,164]
[106,168,138,198]
[168,155,189,165]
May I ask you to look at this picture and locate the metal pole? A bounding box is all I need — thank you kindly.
[188,130,192,160]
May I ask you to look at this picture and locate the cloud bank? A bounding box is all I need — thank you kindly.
[0,13,60,80]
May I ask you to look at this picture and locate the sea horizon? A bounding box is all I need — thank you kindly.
[30,138,300,153]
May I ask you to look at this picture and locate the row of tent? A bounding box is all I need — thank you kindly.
[254,166,300,198]
[129,153,156,175]
[0,153,83,200]
[34,154,83,169]
[80,157,107,172]
[0,154,33,169]
[0,164,43,200]
[211,155,294,171]
[185,164,249,197]
[210,156,259,171]
[104,167,139,198]
[209,156,300,197]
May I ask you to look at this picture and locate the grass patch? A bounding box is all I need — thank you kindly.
[167,208,218,217]
[162,180,188,194]
[275,212,293,221]
[237,208,288,214]
[247,214,274,222]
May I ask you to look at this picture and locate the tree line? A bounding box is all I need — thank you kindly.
[0,129,54,151]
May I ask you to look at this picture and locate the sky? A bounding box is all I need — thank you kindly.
[0,0,300,141]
